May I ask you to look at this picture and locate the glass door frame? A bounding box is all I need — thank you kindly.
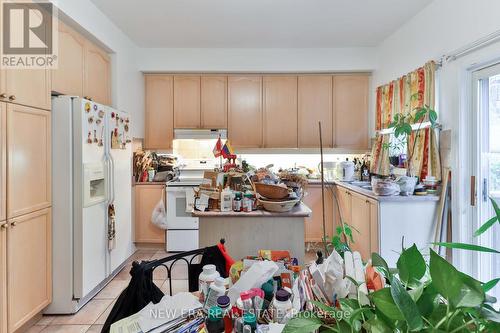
[471,64,500,286]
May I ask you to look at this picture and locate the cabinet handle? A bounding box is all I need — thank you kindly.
[10,221,17,227]
[1,224,8,230]
[0,93,6,98]
[8,95,16,101]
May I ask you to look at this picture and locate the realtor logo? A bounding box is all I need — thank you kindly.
[1,1,58,69]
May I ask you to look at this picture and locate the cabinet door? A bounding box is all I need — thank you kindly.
[303,185,334,242]
[336,187,352,225]
[174,76,201,128]
[201,76,227,129]
[7,104,51,218]
[333,75,369,149]
[369,199,379,254]
[84,41,111,105]
[145,75,174,150]
[263,76,298,148]
[51,20,85,96]
[7,208,51,332]
[228,76,263,148]
[298,76,333,148]
[3,69,51,110]
[134,185,165,243]
[0,221,6,333]
[350,193,371,260]
[0,104,5,221]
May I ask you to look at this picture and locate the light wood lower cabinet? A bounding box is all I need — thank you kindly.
[145,75,174,150]
[303,185,335,242]
[0,220,6,333]
[134,185,166,243]
[6,104,51,219]
[6,208,52,333]
[0,104,5,222]
[335,185,379,261]
[228,76,263,148]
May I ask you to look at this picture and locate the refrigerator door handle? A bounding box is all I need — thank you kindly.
[109,154,116,204]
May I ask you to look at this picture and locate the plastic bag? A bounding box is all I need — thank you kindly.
[151,193,168,230]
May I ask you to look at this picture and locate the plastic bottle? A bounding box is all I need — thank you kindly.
[220,187,233,212]
[271,289,293,324]
[261,282,274,310]
[243,193,253,212]
[204,277,227,310]
[233,192,242,212]
[216,295,233,333]
[206,306,225,333]
[243,313,257,332]
[240,291,253,312]
[199,264,220,301]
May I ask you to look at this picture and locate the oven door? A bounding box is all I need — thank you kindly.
[165,186,199,230]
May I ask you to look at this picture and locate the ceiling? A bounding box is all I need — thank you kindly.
[89,0,433,48]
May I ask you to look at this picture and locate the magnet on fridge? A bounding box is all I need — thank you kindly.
[98,110,105,118]
[111,112,115,118]
[98,128,104,147]
[85,102,91,113]
[93,104,98,111]
[93,130,98,143]
[124,124,129,132]
[96,119,101,125]
[88,116,94,124]
[87,131,92,144]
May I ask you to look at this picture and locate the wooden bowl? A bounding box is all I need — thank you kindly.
[254,183,289,199]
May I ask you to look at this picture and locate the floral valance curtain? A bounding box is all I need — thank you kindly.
[371,61,441,181]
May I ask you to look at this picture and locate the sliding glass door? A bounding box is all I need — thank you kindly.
[472,64,500,301]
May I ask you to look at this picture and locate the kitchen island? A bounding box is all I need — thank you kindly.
[192,203,312,263]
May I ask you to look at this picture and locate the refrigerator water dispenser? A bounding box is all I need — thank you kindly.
[83,162,106,207]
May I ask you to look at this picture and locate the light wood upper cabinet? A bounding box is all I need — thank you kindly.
[298,76,333,148]
[2,69,51,111]
[333,75,369,149]
[263,76,298,148]
[228,76,263,148]
[0,221,6,333]
[6,104,51,219]
[84,41,111,105]
[303,184,335,242]
[145,75,174,150]
[0,104,5,222]
[174,76,201,128]
[7,208,51,332]
[134,185,165,243]
[201,76,227,129]
[52,20,85,97]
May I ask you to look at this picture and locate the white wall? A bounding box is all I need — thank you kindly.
[51,0,144,138]
[373,0,500,273]
[137,47,377,73]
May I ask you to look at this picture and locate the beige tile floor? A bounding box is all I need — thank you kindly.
[23,248,317,333]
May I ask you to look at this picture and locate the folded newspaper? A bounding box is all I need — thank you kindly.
[110,292,202,333]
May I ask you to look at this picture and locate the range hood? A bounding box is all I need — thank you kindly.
[174,129,227,140]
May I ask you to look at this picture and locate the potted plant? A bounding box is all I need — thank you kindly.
[384,100,438,195]
[284,198,500,332]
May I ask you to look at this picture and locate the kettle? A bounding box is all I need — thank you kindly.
[338,159,355,181]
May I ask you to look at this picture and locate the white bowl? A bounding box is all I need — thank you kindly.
[258,198,300,213]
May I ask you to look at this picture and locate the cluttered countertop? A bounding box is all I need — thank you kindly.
[192,202,311,218]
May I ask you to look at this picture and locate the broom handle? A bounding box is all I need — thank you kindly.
[319,121,329,256]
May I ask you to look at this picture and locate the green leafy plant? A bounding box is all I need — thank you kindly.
[324,223,359,258]
[284,199,500,332]
[383,96,438,177]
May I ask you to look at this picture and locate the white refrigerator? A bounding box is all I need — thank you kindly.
[46,96,134,314]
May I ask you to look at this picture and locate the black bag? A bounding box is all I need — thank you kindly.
[187,245,228,292]
[101,261,164,333]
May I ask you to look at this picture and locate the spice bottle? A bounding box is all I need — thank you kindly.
[233,192,242,212]
[204,277,226,310]
[243,193,253,212]
[217,295,233,333]
[271,289,293,324]
[199,264,220,301]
